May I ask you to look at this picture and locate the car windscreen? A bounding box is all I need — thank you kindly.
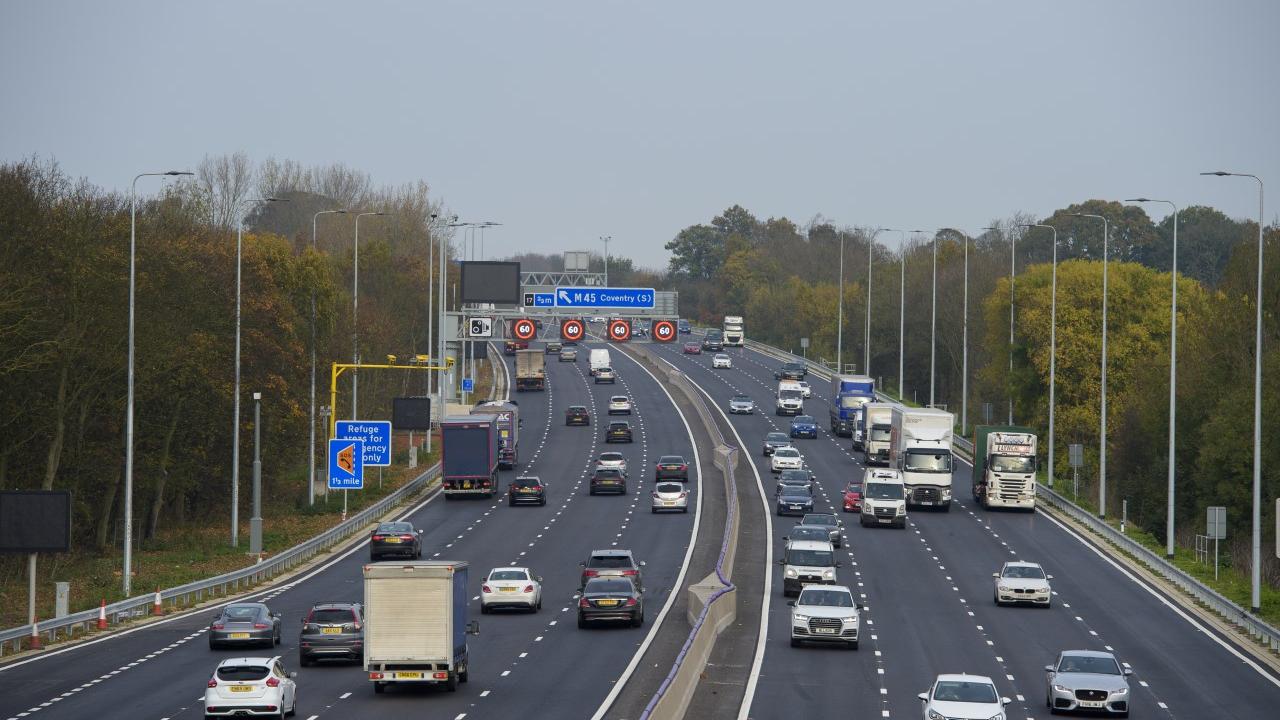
[609,423,629,430]
[568,406,587,412]
[794,416,815,423]
[933,680,998,703]
[789,526,828,541]
[864,482,904,500]
[991,455,1036,473]
[611,396,628,402]
[223,606,260,621]
[490,570,529,581]
[216,665,271,681]
[588,555,633,568]
[307,608,355,624]
[798,588,854,607]
[1060,655,1122,674]
[595,469,624,478]
[869,426,892,441]
[585,579,634,594]
[775,448,799,458]
[376,522,412,533]
[802,514,836,527]
[733,395,751,403]
[845,483,862,493]
[1003,565,1046,579]
[779,390,802,399]
[599,453,624,461]
[656,483,685,494]
[659,456,684,464]
[512,477,541,487]
[766,433,788,442]
[786,549,834,567]
[904,449,953,472]
[779,471,811,481]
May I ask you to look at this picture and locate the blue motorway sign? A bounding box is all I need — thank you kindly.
[328,438,364,490]
[335,420,392,467]
[555,287,655,309]
[522,292,555,307]
[462,377,475,392]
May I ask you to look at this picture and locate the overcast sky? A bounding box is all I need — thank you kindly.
[2,0,1276,269]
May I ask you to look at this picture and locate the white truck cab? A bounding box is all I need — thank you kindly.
[889,406,955,510]
[859,468,907,528]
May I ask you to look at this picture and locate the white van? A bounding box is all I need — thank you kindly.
[859,468,907,528]
[780,539,840,596]
[777,379,803,396]
[589,348,611,376]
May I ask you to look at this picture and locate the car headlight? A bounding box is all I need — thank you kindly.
[822,569,835,579]
[785,568,798,578]
[1053,684,1072,693]
[986,713,1005,720]
[1115,686,1129,695]
[842,615,859,625]
[926,710,945,720]
[999,585,1012,593]
[791,613,809,623]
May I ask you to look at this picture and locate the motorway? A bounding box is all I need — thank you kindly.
[649,337,1280,719]
[0,343,701,720]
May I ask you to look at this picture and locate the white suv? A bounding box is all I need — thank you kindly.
[859,468,906,528]
[770,447,804,473]
[712,353,732,369]
[789,584,859,649]
[608,395,633,414]
[203,656,297,718]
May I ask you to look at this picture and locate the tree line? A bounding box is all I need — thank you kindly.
[662,203,1278,580]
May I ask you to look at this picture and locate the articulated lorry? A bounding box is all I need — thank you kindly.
[723,315,745,346]
[972,426,1037,510]
[829,374,875,439]
[364,561,478,694]
[860,402,896,465]
[889,406,955,510]
[470,401,520,469]
[441,414,500,497]
[515,349,546,391]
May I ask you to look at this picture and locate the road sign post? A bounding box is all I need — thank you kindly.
[1069,443,1084,502]
[1208,505,1226,580]
[329,438,364,523]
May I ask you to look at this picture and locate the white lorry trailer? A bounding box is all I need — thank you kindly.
[364,561,478,694]
[723,315,745,346]
[889,406,955,510]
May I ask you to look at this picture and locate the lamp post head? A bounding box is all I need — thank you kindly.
[164,171,194,176]
[1200,171,1232,177]
[1125,198,1152,203]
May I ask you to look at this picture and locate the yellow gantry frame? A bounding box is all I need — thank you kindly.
[329,357,455,439]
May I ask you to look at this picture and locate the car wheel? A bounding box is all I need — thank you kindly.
[683,507,689,513]
[848,640,859,650]
[481,604,489,614]
[1041,599,1052,609]
[373,682,385,694]
[540,498,546,506]
[790,638,801,648]
[509,497,515,506]
[537,597,542,610]
[459,663,469,683]
[632,611,644,628]
[651,508,657,514]
[577,614,588,629]
[994,594,1003,607]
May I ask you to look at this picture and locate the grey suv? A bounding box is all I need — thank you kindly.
[299,602,363,665]
[579,549,645,591]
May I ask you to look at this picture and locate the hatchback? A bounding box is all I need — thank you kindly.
[579,549,645,591]
[299,602,363,665]
[789,415,818,439]
[508,476,547,506]
[683,342,702,354]
[712,353,732,368]
[762,432,792,456]
[590,468,628,495]
[565,405,591,426]
[606,421,633,443]
[545,342,562,354]
[209,603,281,649]
[203,656,297,719]
[841,480,863,513]
[595,367,616,383]
[651,481,690,513]
[608,396,633,414]
[559,348,578,362]
[596,451,629,474]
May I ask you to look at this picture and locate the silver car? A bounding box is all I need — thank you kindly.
[789,584,859,649]
[596,451,628,475]
[993,561,1053,607]
[650,481,689,513]
[209,603,281,649]
[559,348,578,362]
[1045,650,1132,716]
[729,394,756,414]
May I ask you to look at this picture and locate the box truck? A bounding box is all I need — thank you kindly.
[972,426,1037,510]
[723,315,745,346]
[889,406,954,509]
[860,403,895,466]
[441,415,500,497]
[514,349,545,391]
[364,561,478,694]
[470,401,520,469]
[829,375,875,439]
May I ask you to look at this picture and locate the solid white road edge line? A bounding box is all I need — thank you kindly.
[587,342,704,720]
[653,352,774,720]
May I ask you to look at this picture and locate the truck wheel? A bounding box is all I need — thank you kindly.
[940,502,951,513]
[460,664,469,683]
[446,671,458,692]
[373,682,385,694]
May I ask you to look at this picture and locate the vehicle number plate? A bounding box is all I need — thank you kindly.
[463,482,472,489]
[394,672,423,680]
[500,587,517,592]
[814,627,837,634]
[663,501,675,506]
[385,537,401,543]
[919,501,933,506]
[878,518,892,524]
[1079,700,1104,708]
[229,685,253,692]
[790,505,802,510]
[597,599,619,606]
[321,627,342,634]
[228,632,250,639]
[520,488,534,493]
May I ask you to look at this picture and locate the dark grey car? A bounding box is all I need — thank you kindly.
[299,602,363,665]
[783,524,833,543]
[577,577,644,628]
[801,512,845,549]
[209,603,281,649]
[762,432,792,457]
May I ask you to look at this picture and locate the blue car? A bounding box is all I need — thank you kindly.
[789,415,818,439]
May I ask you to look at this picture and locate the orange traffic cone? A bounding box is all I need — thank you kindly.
[152,588,163,616]
[29,617,42,650]
[97,599,108,630]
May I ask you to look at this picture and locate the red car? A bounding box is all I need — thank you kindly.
[683,342,702,354]
[842,480,863,513]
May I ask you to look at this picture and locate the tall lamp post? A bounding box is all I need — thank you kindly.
[600,235,612,287]
[881,229,908,398]
[959,227,999,437]
[866,229,882,378]
[351,211,385,419]
[915,230,937,407]
[124,169,192,595]
[309,209,347,507]
[1127,198,1179,558]
[231,196,287,548]
[836,229,846,373]
[1008,225,1019,424]
[1200,170,1265,613]
[1071,212,1110,518]
[1020,223,1059,490]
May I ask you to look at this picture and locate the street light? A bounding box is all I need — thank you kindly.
[836,228,845,374]
[1008,225,1019,424]
[309,209,347,507]
[478,221,502,260]
[1126,198,1179,558]
[1020,223,1058,491]
[232,196,287,548]
[1071,212,1110,519]
[124,169,192,595]
[960,227,999,437]
[351,211,385,419]
[1200,170,1265,613]
[866,229,884,378]
[600,235,612,287]
[881,229,908,398]
[914,230,937,407]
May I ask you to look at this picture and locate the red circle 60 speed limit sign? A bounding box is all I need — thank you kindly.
[608,319,631,343]
[560,318,584,341]
[512,318,537,340]
[651,320,676,342]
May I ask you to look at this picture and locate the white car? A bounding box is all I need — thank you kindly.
[770,447,804,473]
[729,394,756,414]
[650,481,690,513]
[918,674,1011,720]
[789,584,859,649]
[481,567,542,613]
[712,353,732,369]
[608,395,633,415]
[797,380,812,398]
[993,561,1053,607]
[203,656,297,719]
[596,452,628,474]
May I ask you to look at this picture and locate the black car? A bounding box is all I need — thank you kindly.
[590,468,627,495]
[783,524,834,543]
[606,421,633,443]
[654,455,689,481]
[299,602,363,665]
[775,469,816,496]
[566,405,591,426]
[579,549,645,590]
[209,603,281,649]
[578,577,644,629]
[762,432,792,456]
[509,475,547,506]
[546,342,563,354]
[369,521,423,561]
[777,488,816,516]
[775,362,807,380]
[702,337,723,351]
[801,512,845,549]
